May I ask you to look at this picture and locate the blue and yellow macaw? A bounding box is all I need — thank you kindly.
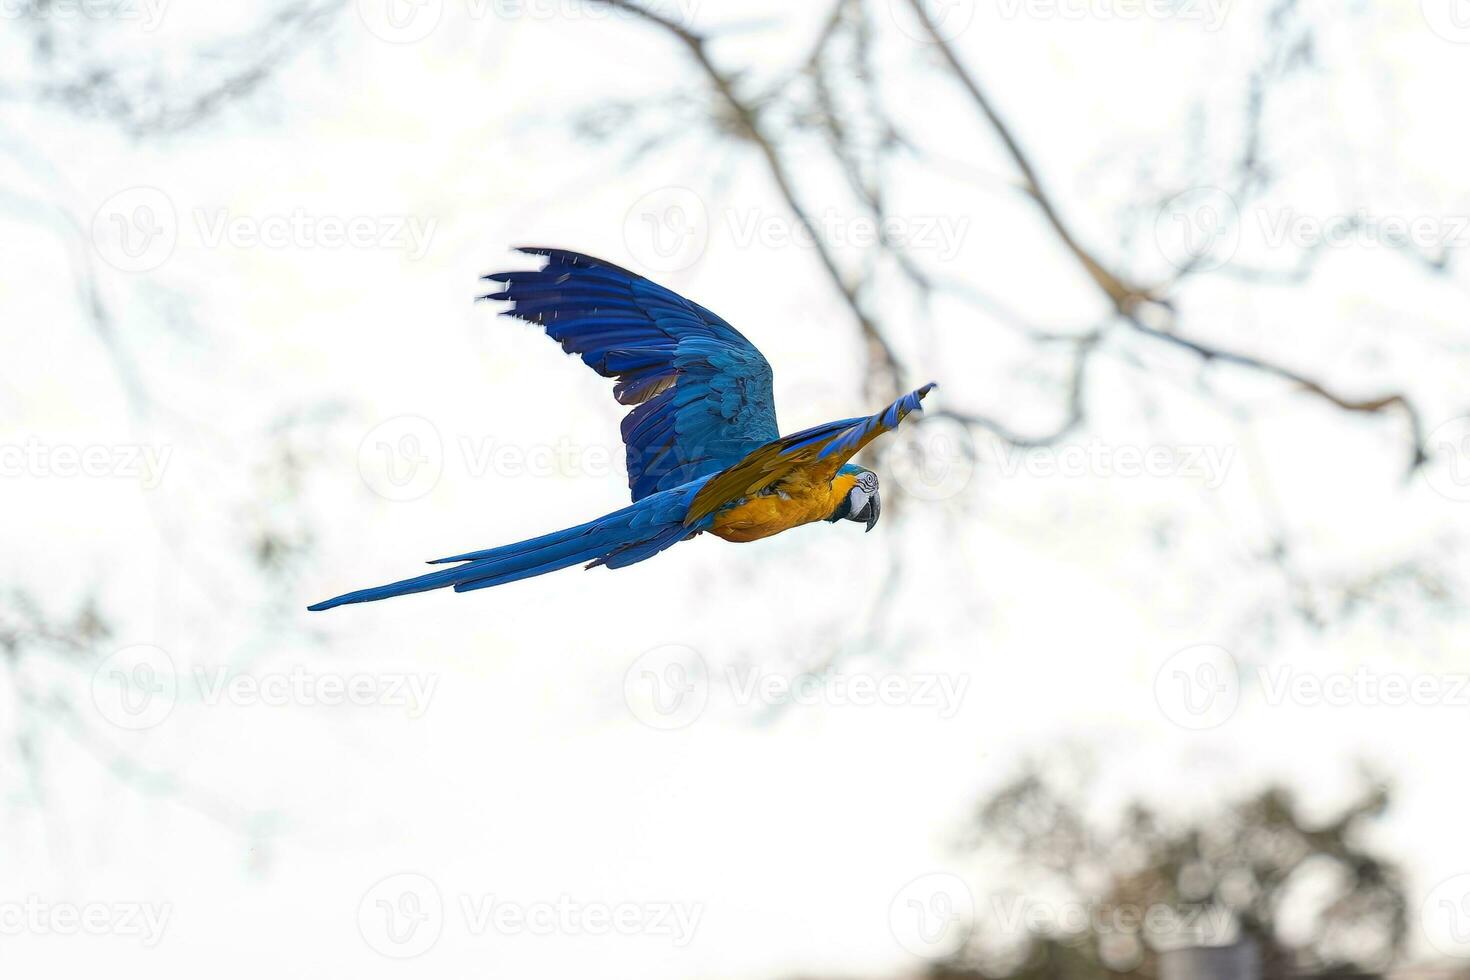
[308,248,936,611]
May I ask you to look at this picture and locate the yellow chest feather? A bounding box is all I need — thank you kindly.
[708,473,853,543]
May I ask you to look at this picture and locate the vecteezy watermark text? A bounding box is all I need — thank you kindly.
[1156,644,1470,730]
[1258,208,1470,252]
[1257,665,1470,709]
[624,645,971,730]
[92,645,440,731]
[355,0,702,44]
[92,187,438,273]
[989,896,1233,945]
[622,188,972,274]
[725,208,971,262]
[0,897,171,947]
[725,665,969,718]
[1155,188,1470,273]
[1,438,172,489]
[356,415,628,502]
[459,894,702,945]
[193,209,435,258]
[988,440,1236,489]
[192,666,439,718]
[996,0,1229,30]
[0,0,169,30]
[357,872,702,959]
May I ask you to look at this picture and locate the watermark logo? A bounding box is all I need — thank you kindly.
[91,187,437,271]
[1154,186,1240,273]
[355,424,632,499]
[1257,665,1470,709]
[1257,208,1470,252]
[356,0,701,41]
[459,894,702,946]
[623,644,709,730]
[623,193,969,271]
[889,872,975,959]
[1423,0,1470,43]
[1159,658,1470,718]
[623,187,710,274]
[1155,190,1470,273]
[995,0,1229,29]
[93,652,439,727]
[193,209,436,259]
[1422,416,1470,503]
[1154,643,1240,730]
[1423,874,1470,959]
[358,415,444,502]
[623,647,971,728]
[91,644,178,731]
[0,897,171,946]
[988,439,1236,488]
[0,438,172,489]
[358,873,702,954]
[359,873,444,958]
[457,434,622,481]
[0,0,171,31]
[889,0,977,43]
[725,208,970,263]
[725,665,970,719]
[192,666,438,718]
[884,415,976,501]
[989,896,1233,946]
[92,187,179,273]
[356,0,443,42]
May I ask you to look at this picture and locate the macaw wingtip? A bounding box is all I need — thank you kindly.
[513,245,558,263]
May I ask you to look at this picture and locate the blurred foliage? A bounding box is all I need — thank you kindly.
[941,763,1408,979]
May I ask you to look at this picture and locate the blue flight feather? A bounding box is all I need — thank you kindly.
[481,248,780,501]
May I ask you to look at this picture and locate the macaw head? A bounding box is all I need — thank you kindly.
[827,464,881,532]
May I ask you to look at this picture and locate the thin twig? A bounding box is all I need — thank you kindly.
[902,0,1427,472]
[593,0,906,399]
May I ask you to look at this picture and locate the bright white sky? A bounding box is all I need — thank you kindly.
[2,0,1469,977]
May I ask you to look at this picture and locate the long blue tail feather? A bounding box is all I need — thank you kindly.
[307,482,708,611]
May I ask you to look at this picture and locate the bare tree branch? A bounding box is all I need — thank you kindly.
[593,0,906,399]
[902,0,1428,472]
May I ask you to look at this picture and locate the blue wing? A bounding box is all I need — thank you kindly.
[482,248,779,501]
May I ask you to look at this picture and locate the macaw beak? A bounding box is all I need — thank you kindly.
[858,493,880,533]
